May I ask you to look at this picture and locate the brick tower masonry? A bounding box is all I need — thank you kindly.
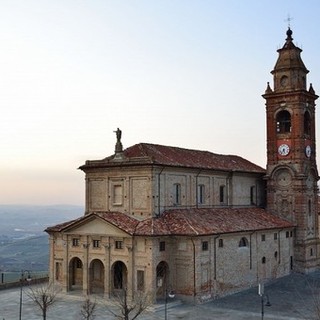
[263,27,320,272]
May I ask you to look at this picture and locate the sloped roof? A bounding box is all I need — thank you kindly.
[81,143,265,174]
[45,208,293,236]
[45,211,139,235]
[135,208,294,236]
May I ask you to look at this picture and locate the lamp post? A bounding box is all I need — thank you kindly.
[19,270,32,320]
[164,289,175,320]
[258,283,271,320]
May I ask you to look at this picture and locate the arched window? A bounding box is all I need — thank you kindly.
[276,110,291,133]
[239,237,249,247]
[304,111,311,135]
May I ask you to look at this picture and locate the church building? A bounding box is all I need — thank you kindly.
[46,28,319,303]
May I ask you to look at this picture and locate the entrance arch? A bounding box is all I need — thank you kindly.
[69,257,83,291]
[111,261,127,295]
[89,259,105,294]
[156,261,169,299]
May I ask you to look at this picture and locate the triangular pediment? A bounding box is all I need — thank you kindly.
[64,216,129,237]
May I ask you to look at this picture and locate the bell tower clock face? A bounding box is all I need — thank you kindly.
[278,144,290,156]
[305,145,311,158]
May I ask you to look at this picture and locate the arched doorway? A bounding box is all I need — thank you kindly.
[111,261,127,295]
[156,261,169,299]
[89,259,105,294]
[69,257,83,291]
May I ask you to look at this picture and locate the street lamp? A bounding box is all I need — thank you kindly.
[19,270,32,320]
[258,283,271,320]
[164,289,175,320]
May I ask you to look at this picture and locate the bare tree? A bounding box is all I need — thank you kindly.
[80,296,97,320]
[26,282,60,320]
[107,289,151,320]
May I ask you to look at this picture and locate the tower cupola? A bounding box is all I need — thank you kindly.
[271,28,309,92]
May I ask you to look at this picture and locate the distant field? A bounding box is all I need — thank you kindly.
[0,205,84,272]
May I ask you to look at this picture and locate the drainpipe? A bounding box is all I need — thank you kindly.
[249,231,255,270]
[86,235,89,295]
[131,238,134,300]
[191,238,196,303]
[158,167,165,216]
[227,172,233,206]
[195,170,202,209]
[108,236,111,298]
[278,229,283,266]
[213,235,220,280]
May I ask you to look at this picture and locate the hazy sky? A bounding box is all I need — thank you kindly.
[1,1,320,205]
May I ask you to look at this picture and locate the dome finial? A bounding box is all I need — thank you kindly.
[284,14,294,42]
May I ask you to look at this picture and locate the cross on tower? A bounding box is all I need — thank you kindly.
[285,14,293,28]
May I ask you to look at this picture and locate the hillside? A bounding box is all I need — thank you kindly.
[0,205,84,271]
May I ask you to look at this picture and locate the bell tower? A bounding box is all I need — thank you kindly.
[263,28,319,272]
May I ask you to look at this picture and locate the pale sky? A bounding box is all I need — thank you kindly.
[1,0,320,205]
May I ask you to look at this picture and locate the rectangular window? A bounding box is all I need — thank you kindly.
[113,185,123,205]
[159,241,165,252]
[274,233,278,240]
[93,240,100,248]
[261,234,266,241]
[202,241,208,251]
[115,240,123,249]
[197,184,205,204]
[137,270,145,291]
[219,185,225,203]
[290,231,293,237]
[218,239,223,248]
[72,238,79,247]
[173,184,181,205]
[286,231,290,238]
[250,186,256,205]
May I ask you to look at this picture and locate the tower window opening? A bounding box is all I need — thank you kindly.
[276,110,291,133]
[308,199,312,216]
[304,111,311,135]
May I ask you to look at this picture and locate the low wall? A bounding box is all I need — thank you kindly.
[0,271,49,290]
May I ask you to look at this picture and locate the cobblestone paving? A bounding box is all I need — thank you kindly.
[1,271,319,319]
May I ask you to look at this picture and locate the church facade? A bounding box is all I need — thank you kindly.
[46,28,319,303]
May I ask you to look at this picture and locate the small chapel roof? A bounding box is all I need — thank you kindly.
[46,207,294,236]
[81,143,265,174]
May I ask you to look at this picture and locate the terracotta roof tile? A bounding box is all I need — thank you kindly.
[46,208,293,237]
[81,143,265,173]
[134,208,294,236]
[124,143,265,173]
[45,212,139,234]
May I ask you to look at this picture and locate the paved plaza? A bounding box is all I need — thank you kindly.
[1,271,320,319]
